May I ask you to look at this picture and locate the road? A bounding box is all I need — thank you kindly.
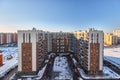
[2,67,17,80]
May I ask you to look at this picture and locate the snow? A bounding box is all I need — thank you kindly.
[104,46,120,68]
[103,67,120,78]
[79,66,120,79]
[104,46,120,58]
[0,47,18,61]
[0,47,18,78]
[35,65,47,79]
[73,58,77,64]
[53,56,73,80]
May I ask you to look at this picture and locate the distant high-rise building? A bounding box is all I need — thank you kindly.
[104,33,113,46]
[113,29,120,44]
[0,33,7,45]
[0,33,18,45]
[7,33,11,44]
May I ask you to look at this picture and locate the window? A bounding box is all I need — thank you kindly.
[97,33,99,43]
[91,33,93,43]
[29,33,31,43]
[23,33,25,42]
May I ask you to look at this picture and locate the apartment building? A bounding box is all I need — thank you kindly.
[36,31,51,70]
[18,28,50,75]
[104,33,113,46]
[0,33,7,44]
[52,32,71,53]
[73,30,89,40]
[73,29,89,53]
[7,33,11,44]
[113,29,120,44]
[78,29,103,75]
[11,33,18,43]
[18,29,75,76]
[17,28,104,76]
[0,33,18,45]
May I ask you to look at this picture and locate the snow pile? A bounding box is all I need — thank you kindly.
[53,56,73,80]
[104,47,120,67]
[103,67,120,78]
[0,47,18,78]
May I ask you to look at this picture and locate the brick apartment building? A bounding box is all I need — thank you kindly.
[18,28,103,76]
[0,33,18,45]
[74,29,104,75]
[51,32,71,53]
[18,28,51,75]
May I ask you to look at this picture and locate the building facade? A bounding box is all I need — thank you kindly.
[0,33,7,45]
[51,32,71,53]
[104,33,113,46]
[76,29,103,75]
[104,33,119,46]
[88,30,103,75]
[73,30,89,54]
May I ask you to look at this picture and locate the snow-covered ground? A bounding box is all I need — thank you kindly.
[104,46,120,68]
[0,47,18,61]
[103,67,120,78]
[35,64,47,80]
[79,66,120,79]
[0,47,18,78]
[53,56,73,80]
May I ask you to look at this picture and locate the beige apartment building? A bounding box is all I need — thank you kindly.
[104,33,113,46]
[104,29,120,46]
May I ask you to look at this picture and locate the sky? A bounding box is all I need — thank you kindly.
[0,0,120,32]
